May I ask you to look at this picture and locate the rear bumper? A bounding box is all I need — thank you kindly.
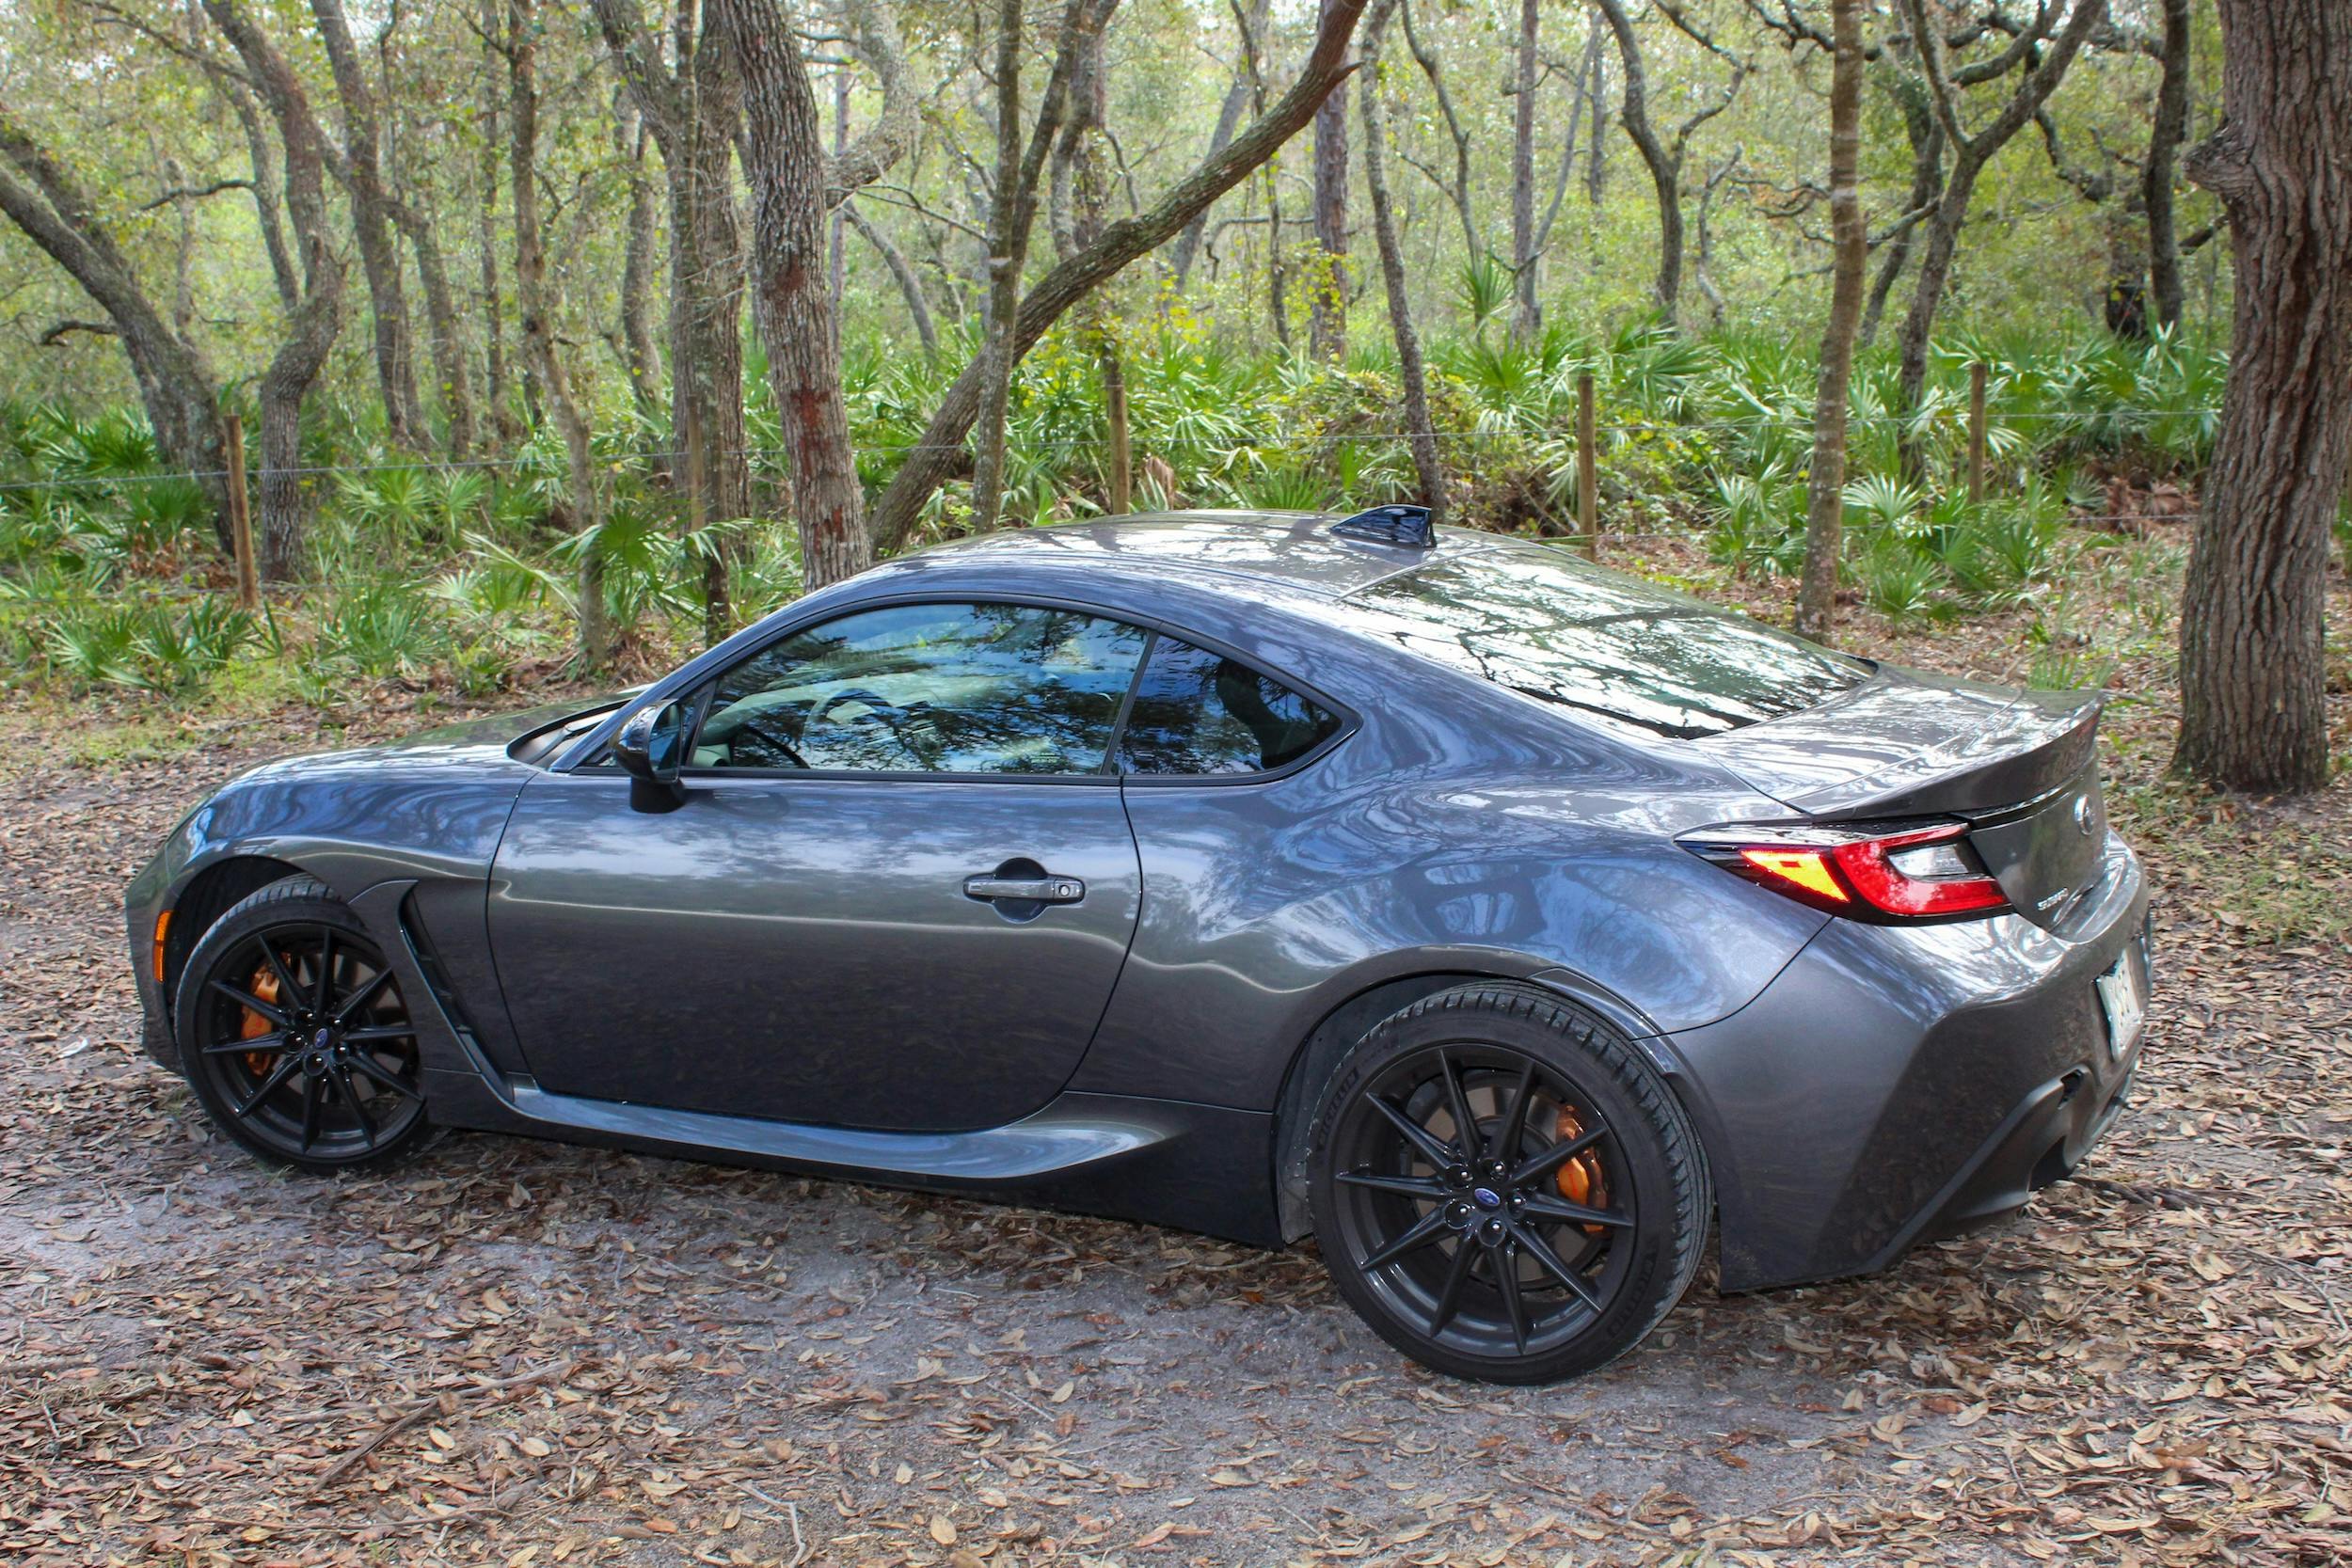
[1663,832,2149,1291]
[1911,1034,2139,1248]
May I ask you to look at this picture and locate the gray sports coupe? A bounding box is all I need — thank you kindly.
[127,508,2151,1382]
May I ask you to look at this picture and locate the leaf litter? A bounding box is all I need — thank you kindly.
[1,549,2346,1566]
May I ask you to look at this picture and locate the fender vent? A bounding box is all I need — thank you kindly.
[396,892,488,1061]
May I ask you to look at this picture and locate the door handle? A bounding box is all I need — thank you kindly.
[964,873,1085,904]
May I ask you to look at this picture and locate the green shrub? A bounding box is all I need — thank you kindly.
[315,579,449,677]
[39,595,255,692]
[1855,542,1944,622]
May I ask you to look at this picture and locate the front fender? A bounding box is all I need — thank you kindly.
[126,741,540,1074]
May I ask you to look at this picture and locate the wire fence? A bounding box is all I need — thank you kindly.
[0,404,2223,499]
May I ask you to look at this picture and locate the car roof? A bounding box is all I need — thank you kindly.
[887,510,1511,601]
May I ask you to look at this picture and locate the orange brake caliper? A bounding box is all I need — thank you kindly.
[1553,1107,1610,1236]
[240,961,282,1077]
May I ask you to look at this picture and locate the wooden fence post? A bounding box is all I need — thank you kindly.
[224,413,257,609]
[1577,372,1599,559]
[1967,360,1989,505]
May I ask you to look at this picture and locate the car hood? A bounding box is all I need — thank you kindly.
[379,691,635,757]
[233,691,633,775]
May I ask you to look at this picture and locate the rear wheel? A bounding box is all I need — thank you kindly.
[174,877,432,1172]
[1308,984,1708,1383]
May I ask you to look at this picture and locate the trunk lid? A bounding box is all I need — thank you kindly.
[1694,669,2107,928]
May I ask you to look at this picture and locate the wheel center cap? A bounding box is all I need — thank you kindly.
[1471,1186,1502,1210]
[311,1027,335,1051]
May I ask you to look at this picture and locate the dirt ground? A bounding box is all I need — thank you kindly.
[3,549,2348,1567]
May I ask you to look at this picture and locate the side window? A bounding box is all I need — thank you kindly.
[693,602,1147,775]
[1119,637,1342,776]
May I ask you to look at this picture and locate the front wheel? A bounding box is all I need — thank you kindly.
[174,876,433,1172]
[1308,984,1709,1384]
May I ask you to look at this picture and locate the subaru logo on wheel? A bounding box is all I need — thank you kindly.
[1471,1187,1502,1210]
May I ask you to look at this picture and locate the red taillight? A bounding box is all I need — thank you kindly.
[1688,820,2010,921]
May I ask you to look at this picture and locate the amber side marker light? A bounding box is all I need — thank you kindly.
[151,909,171,983]
[1737,847,1849,905]
[1683,820,2010,922]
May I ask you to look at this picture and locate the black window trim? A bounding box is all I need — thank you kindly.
[565,589,1358,787]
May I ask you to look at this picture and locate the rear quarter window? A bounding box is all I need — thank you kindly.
[1343,548,1869,739]
[1119,637,1342,775]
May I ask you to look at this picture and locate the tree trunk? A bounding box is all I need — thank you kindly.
[1797,0,1866,643]
[1309,0,1350,362]
[1531,20,1600,277]
[219,81,300,312]
[976,0,1103,532]
[477,0,516,443]
[507,0,611,665]
[162,155,196,340]
[1584,24,1607,204]
[1509,0,1540,339]
[1073,19,1131,513]
[1891,161,1978,465]
[1892,0,2105,469]
[1691,150,1736,330]
[203,0,345,579]
[310,0,425,449]
[719,0,868,586]
[1594,0,1681,323]
[713,0,915,592]
[615,93,663,422]
[864,0,1369,560]
[394,198,476,459]
[844,201,939,356]
[1399,0,1480,261]
[1171,0,1266,290]
[672,102,750,538]
[1862,77,1940,350]
[2144,0,2192,332]
[1360,0,1445,518]
[829,68,850,309]
[1228,2,1290,349]
[590,0,752,561]
[2171,0,2350,794]
[970,0,1030,531]
[0,113,228,529]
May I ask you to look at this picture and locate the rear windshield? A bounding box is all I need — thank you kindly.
[1343,548,1870,739]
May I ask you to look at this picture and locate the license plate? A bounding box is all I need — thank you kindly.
[2095,943,2147,1061]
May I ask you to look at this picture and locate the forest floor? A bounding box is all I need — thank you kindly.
[2,525,2348,1568]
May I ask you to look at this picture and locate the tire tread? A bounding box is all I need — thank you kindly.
[1307,981,1710,1382]
[172,874,436,1174]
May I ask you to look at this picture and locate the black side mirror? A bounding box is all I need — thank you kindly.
[612,698,688,808]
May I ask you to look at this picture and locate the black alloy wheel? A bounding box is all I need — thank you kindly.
[1310,985,1708,1384]
[176,877,432,1171]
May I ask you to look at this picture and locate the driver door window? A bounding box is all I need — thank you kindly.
[692,602,1149,776]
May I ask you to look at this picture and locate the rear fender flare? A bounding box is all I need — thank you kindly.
[1266,962,1692,1243]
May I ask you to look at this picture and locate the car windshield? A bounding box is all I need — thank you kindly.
[1343,547,1870,739]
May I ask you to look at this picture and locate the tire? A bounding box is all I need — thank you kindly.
[173,875,435,1173]
[1308,983,1709,1384]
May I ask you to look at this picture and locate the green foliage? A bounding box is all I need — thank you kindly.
[1454,253,1513,338]
[1854,540,1946,622]
[1705,467,1806,578]
[0,320,2217,708]
[35,594,255,692]
[314,578,447,678]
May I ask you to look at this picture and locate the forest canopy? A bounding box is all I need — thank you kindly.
[5,0,2337,793]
